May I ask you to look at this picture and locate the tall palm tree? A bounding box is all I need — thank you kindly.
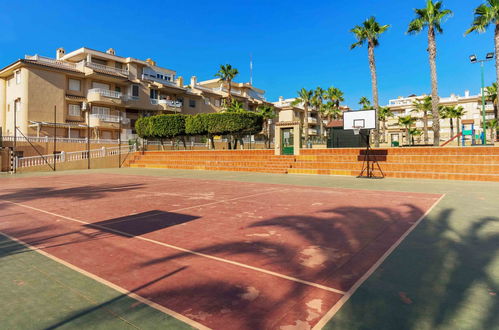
[256,104,277,148]
[322,102,343,121]
[351,17,390,147]
[486,118,498,142]
[398,115,417,145]
[408,0,452,146]
[313,87,326,137]
[465,1,499,104]
[453,106,466,146]
[326,87,345,108]
[292,88,314,145]
[215,64,239,107]
[439,105,465,143]
[411,95,432,144]
[358,96,372,110]
[485,82,498,120]
[378,106,394,143]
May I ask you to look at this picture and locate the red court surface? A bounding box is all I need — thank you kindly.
[0,174,442,329]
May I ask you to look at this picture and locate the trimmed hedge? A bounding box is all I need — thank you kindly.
[136,112,263,140]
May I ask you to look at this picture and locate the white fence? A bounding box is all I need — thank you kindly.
[1,136,126,144]
[15,145,135,168]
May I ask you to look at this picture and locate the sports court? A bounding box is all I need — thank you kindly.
[0,171,445,329]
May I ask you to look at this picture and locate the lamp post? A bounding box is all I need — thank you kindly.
[470,52,494,145]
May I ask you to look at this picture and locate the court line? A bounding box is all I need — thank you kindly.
[1,199,346,295]
[0,231,210,330]
[311,193,446,329]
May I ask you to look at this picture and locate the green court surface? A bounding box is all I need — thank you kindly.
[1,168,498,330]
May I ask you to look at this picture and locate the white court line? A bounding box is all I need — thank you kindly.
[311,194,446,329]
[0,199,346,295]
[0,231,210,330]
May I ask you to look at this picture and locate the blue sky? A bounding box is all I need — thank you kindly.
[0,0,495,108]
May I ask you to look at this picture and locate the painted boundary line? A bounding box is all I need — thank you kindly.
[0,231,209,330]
[311,193,446,329]
[0,199,346,295]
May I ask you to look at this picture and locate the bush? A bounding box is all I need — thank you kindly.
[185,114,208,136]
[150,114,186,139]
[135,116,153,139]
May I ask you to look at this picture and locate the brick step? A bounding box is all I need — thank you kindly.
[296,155,499,164]
[287,168,499,182]
[136,156,296,162]
[300,147,499,156]
[130,160,294,169]
[129,163,289,174]
[291,162,499,174]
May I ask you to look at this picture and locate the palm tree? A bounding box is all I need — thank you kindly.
[486,118,498,142]
[215,64,239,107]
[409,127,423,145]
[224,100,245,113]
[326,87,345,109]
[292,88,314,145]
[485,82,498,120]
[465,1,499,103]
[408,0,452,146]
[378,106,394,143]
[313,87,326,137]
[398,115,417,145]
[411,95,432,144]
[256,104,277,148]
[351,17,390,147]
[358,96,372,110]
[322,102,343,121]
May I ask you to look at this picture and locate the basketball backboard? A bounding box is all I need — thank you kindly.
[343,110,376,130]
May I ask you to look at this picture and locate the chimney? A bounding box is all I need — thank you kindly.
[106,48,115,55]
[56,48,65,60]
[190,76,197,88]
[464,90,470,97]
[146,58,156,66]
[177,76,183,87]
[279,96,284,102]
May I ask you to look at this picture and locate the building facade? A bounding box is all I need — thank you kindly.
[384,91,495,145]
[0,47,268,142]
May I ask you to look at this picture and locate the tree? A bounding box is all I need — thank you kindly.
[325,87,345,109]
[408,0,452,146]
[409,127,423,145]
[351,17,390,147]
[322,102,343,121]
[358,96,373,110]
[378,106,394,143]
[465,0,499,107]
[485,82,498,120]
[411,96,432,144]
[256,104,277,148]
[313,87,326,137]
[224,100,246,113]
[398,115,417,145]
[215,64,239,107]
[486,118,498,142]
[292,88,314,145]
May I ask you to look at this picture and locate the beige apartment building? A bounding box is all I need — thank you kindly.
[384,91,495,145]
[0,47,268,142]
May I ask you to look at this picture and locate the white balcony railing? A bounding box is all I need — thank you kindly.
[214,87,242,95]
[150,99,183,108]
[25,55,77,69]
[90,114,129,124]
[1,135,128,144]
[88,88,122,99]
[307,117,318,124]
[141,74,177,86]
[85,61,129,76]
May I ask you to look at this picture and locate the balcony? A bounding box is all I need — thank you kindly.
[87,88,124,106]
[150,99,182,111]
[307,117,318,124]
[25,55,78,70]
[141,74,178,87]
[88,114,130,128]
[308,128,318,135]
[85,61,129,77]
[213,87,243,96]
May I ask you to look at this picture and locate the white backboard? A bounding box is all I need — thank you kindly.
[343,110,376,130]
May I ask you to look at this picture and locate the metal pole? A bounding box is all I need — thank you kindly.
[13,99,17,173]
[480,62,486,145]
[118,110,121,168]
[53,105,57,171]
[87,110,91,169]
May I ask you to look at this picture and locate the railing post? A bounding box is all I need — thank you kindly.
[60,151,66,162]
[102,146,106,157]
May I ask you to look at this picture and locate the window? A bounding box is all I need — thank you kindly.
[92,58,107,66]
[68,104,81,116]
[92,106,110,116]
[68,79,81,91]
[132,85,139,97]
[92,82,110,90]
[189,99,196,108]
[115,62,123,69]
[150,89,158,99]
[204,97,210,105]
[15,70,21,84]
[115,86,121,93]
[215,99,221,107]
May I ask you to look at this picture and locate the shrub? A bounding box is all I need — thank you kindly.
[150,114,186,139]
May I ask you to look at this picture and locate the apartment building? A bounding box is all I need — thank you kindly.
[384,90,495,145]
[0,47,268,141]
[273,97,322,137]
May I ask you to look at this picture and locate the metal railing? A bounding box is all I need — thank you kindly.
[89,113,130,124]
[88,88,122,99]
[16,145,134,168]
[150,99,183,108]
[85,61,129,76]
[141,74,177,86]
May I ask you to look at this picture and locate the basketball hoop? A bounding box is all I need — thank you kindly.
[353,126,362,135]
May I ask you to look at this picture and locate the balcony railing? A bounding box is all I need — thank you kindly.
[150,99,183,108]
[88,88,122,99]
[90,114,130,124]
[85,61,129,76]
[25,55,77,70]
[214,87,242,95]
[141,74,177,87]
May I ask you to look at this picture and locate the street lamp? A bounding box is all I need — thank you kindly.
[470,52,494,145]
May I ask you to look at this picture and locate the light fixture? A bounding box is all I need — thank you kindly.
[469,55,477,63]
[486,52,494,60]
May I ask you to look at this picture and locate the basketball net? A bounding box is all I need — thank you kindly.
[353,126,362,135]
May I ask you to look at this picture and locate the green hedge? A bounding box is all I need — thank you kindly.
[136,112,263,139]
